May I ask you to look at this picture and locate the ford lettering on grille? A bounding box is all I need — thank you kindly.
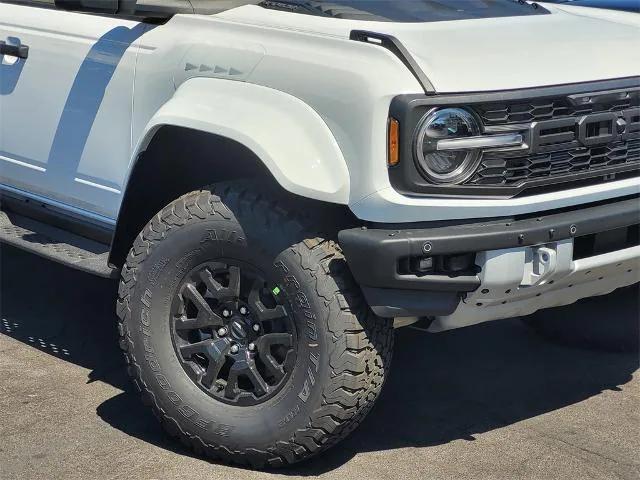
[530,108,640,153]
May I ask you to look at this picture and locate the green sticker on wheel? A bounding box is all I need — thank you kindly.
[272,286,281,296]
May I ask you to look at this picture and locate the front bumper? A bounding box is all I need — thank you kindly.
[339,196,640,330]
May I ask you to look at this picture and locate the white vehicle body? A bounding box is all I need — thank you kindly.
[0,0,638,330]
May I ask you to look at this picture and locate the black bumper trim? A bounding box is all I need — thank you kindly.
[339,197,640,292]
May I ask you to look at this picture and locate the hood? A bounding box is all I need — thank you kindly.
[216,4,640,93]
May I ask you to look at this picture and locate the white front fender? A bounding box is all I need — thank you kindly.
[132,78,350,204]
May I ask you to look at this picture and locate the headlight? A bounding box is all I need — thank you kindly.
[415,108,481,184]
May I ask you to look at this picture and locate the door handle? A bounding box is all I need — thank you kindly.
[0,41,29,59]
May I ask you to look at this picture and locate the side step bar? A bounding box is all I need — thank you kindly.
[0,210,119,278]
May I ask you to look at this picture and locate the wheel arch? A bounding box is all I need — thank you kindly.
[109,78,352,267]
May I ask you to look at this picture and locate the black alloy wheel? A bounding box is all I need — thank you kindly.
[171,261,297,406]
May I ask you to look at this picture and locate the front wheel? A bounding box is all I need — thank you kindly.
[116,184,394,467]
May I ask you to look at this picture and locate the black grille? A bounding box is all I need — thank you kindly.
[469,139,640,186]
[473,95,640,125]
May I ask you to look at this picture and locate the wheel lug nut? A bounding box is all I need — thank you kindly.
[252,324,260,332]
[248,343,256,352]
[230,344,239,354]
[222,309,232,318]
[239,306,249,315]
[217,327,228,337]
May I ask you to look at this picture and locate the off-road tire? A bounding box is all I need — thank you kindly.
[522,284,639,353]
[116,182,394,468]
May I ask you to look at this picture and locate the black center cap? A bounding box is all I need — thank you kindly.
[230,320,247,341]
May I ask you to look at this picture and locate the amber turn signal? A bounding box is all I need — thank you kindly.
[388,117,400,167]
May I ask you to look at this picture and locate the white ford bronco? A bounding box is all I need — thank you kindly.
[1,0,639,468]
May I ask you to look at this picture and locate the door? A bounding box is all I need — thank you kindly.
[0,0,147,220]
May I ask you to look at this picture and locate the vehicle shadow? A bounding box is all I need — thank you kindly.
[0,37,26,95]
[45,24,147,187]
[1,245,638,475]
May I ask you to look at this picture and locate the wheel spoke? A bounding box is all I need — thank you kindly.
[257,304,287,321]
[175,313,223,331]
[244,359,270,396]
[248,280,261,308]
[258,349,285,382]
[254,334,292,382]
[283,349,296,372]
[227,266,241,298]
[224,361,242,399]
[201,357,225,389]
[258,333,293,348]
[199,269,226,299]
[179,339,213,358]
[200,266,241,302]
[183,283,211,313]
[179,337,230,360]
[248,281,287,321]
[179,284,223,329]
[180,338,230,388]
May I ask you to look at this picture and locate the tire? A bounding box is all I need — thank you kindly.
[116,182,394,468]
[522,284,639,353]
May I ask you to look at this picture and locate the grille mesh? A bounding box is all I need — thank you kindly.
[473,96,639,125]
[469,139,640,186]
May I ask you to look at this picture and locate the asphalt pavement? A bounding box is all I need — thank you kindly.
[1,244,638,480]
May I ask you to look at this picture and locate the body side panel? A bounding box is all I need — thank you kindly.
[0,3,145,218]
